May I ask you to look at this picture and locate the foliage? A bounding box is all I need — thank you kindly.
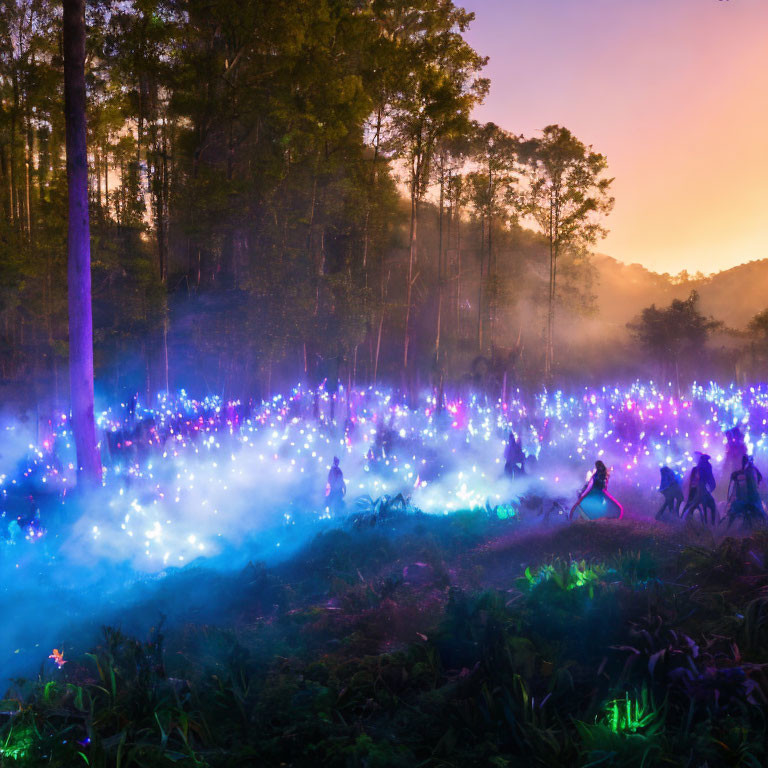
[517,124,614,378]
[6,516,768,766]
[520,556,607,595]
[628,291,722,385]
[600,687,660,734]
[0,0,625,404]
[350,492,417,527]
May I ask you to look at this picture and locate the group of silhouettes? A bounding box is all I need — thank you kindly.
[654,427,765,528]
[654,453,764,527]
[504,427,766,527]
[325,426,766,526]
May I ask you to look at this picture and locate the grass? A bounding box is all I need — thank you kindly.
[3,511,768,766]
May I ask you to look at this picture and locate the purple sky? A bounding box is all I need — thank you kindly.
[461,0,768,275]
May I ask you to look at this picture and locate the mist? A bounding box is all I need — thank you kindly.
[3,378,762,693]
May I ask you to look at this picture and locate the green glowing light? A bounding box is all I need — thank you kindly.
[523,558,606,593]
[602,692,655,734]
[1,723,35,761]
[495,504,517,520]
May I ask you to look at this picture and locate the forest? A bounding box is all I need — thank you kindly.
[4,2,768,767]
[1,0,623,412]
[4,0,764,418]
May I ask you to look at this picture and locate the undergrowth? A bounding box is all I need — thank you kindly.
[3,515,768,767]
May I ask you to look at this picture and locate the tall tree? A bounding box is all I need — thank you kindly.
[748,309,768,343]
[519,125,613,380]
[386,0,488,371]
[431,133,467,366]
[63,0,100,484]
[465,121,517,353]
[628,291,721,392]
[748,308,768,375]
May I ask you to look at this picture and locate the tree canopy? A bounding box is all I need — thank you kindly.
[628,291,722,386]
[0,0,620,410]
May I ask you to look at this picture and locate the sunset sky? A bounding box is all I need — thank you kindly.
[462,0,768,275]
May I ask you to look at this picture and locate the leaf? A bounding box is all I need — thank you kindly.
[648,649,665,676]
[155,711,168,748]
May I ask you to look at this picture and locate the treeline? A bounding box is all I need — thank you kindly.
[0,0,614,408]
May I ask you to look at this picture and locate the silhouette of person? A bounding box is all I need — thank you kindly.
[326,456,346,515]
[126,391,138,430]
[682,452,717,525]
[570,460,623,521]
[725,455,766,529]
[375,416,395,459]
[656,466,683,520]
[720,426,747,498]
[504,432,526,478]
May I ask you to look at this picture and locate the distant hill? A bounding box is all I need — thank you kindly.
[592,255,768,333]
[687,259,768,329]
[591,254,674,335]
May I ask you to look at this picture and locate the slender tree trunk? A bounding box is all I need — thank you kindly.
[477,215,484,351]
[93,151,104,213]
[24,115,32,238]
[544,192,556,381]
[104,148,109,216]
[63,0,101,486]
[374,311,384,385]
[10,72,18,225]
[37,128,48,199]
[487,162,493,350]
[145,339,152,402]
[545,236,554,380]
[502,370,507,408]
[6,147,14,223]
[456,202,462,338]
[435,161,444,362]
[551,243,558,367]
[346,352,354,419]
[362,106,382,285]
[116,159,122,225]
[163,312,170,393]
[403,163,418,369]
[362,209,370,280]
[160,130,169,282]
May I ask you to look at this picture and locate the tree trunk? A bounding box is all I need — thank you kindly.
[403,173,418,369]
[487,162,493,350]
[456,202,462,338]
[163,312,170,393]
[545,237,554,380]
[104,148,109,216]
[477,215,484,351]
[545,195,555,380]
[63,0,101,486]
[95,150,101,213]
[435,161,444,363]
[10,72,18,225]
[374,311,384,385]
[24,114,32,238]
[545,195,561,382]
[158,119,170,283]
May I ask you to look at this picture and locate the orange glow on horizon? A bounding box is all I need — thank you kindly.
[464,0,768,275]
